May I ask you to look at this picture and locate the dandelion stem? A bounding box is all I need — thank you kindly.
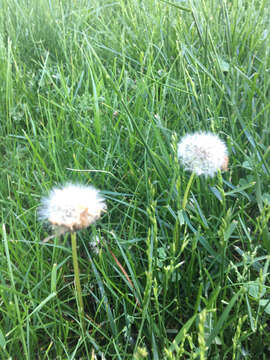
[71,231,85,333]
[182,171,195,210]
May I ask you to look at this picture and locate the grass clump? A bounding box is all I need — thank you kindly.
[0,0,270,358]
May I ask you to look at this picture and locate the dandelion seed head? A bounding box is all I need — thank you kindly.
[39,183,106,233]
[177,132,228,177]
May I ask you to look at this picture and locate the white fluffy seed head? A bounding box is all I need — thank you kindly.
[177,132,229,177]
[39,183,106,233]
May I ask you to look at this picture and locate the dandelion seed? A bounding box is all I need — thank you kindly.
[39,183,106,234]
[177,132,228,177]
[89,235,101,255]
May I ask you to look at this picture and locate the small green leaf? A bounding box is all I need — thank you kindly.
[224,221,238,242]
[245,279,266,300]
[0,328,6,350]
[225,182,255,196]
[262,193,270,205]
[218,57,230,73]
[177,210,185,225]
[259,299,270,314]
[210,186,223,202]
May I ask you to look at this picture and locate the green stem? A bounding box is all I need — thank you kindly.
[182,172,195,210]
[71,231,85,332]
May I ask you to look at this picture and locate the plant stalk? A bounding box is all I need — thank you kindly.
[71,231,85,332]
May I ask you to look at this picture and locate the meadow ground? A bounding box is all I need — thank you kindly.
[0,0,270,358]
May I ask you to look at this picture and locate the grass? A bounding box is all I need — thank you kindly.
[0,0,270,358]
